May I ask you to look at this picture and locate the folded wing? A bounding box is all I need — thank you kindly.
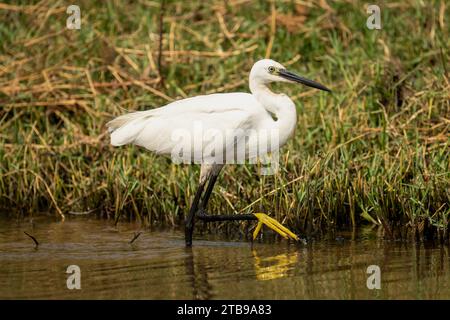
[107,93,266,163]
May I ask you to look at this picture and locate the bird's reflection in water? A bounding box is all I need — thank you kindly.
[252,249,299,281]
[181,238,450,299]
[184,247,213,300]
[184,243,301,299]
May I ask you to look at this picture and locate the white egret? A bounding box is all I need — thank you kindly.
[107,59,331,246]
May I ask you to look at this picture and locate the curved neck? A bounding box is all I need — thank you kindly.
[249,79,297,147]
[250,81,277,113]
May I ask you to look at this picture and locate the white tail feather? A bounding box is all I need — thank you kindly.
[106,110,154,146]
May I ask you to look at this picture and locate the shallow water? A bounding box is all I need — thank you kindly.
[0,217,449,299]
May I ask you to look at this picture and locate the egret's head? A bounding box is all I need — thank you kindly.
[250,59,331,92]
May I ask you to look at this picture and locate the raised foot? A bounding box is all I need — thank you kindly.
[252,213,299,241]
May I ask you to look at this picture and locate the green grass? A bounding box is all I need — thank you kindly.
[0,0,449,241]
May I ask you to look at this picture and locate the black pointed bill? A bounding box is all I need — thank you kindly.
[279,69,331,92]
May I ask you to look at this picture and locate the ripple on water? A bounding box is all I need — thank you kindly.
[0,217,449,299]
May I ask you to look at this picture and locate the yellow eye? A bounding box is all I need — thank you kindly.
[268,66,275,73]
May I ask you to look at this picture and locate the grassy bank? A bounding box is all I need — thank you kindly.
[0,1,449,240]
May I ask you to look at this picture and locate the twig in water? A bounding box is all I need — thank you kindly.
[129,232,142,244]
[24,231,39,247]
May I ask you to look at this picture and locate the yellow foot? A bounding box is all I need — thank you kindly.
[252,213,299,241]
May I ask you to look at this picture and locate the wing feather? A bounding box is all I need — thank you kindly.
[107,93,267,162]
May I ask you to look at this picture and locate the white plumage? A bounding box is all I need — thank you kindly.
[107,58,331,246]
[106,59,313,165]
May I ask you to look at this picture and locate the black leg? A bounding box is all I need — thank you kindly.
[185,172,217,246]
[185,167,298,244]
[185,183,205,247]
[197,214,257,222]
[185,165,259,246]
[199,173,218,212]
[196,172,258,222]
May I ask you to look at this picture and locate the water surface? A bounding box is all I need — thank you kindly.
[0,217,449,299]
